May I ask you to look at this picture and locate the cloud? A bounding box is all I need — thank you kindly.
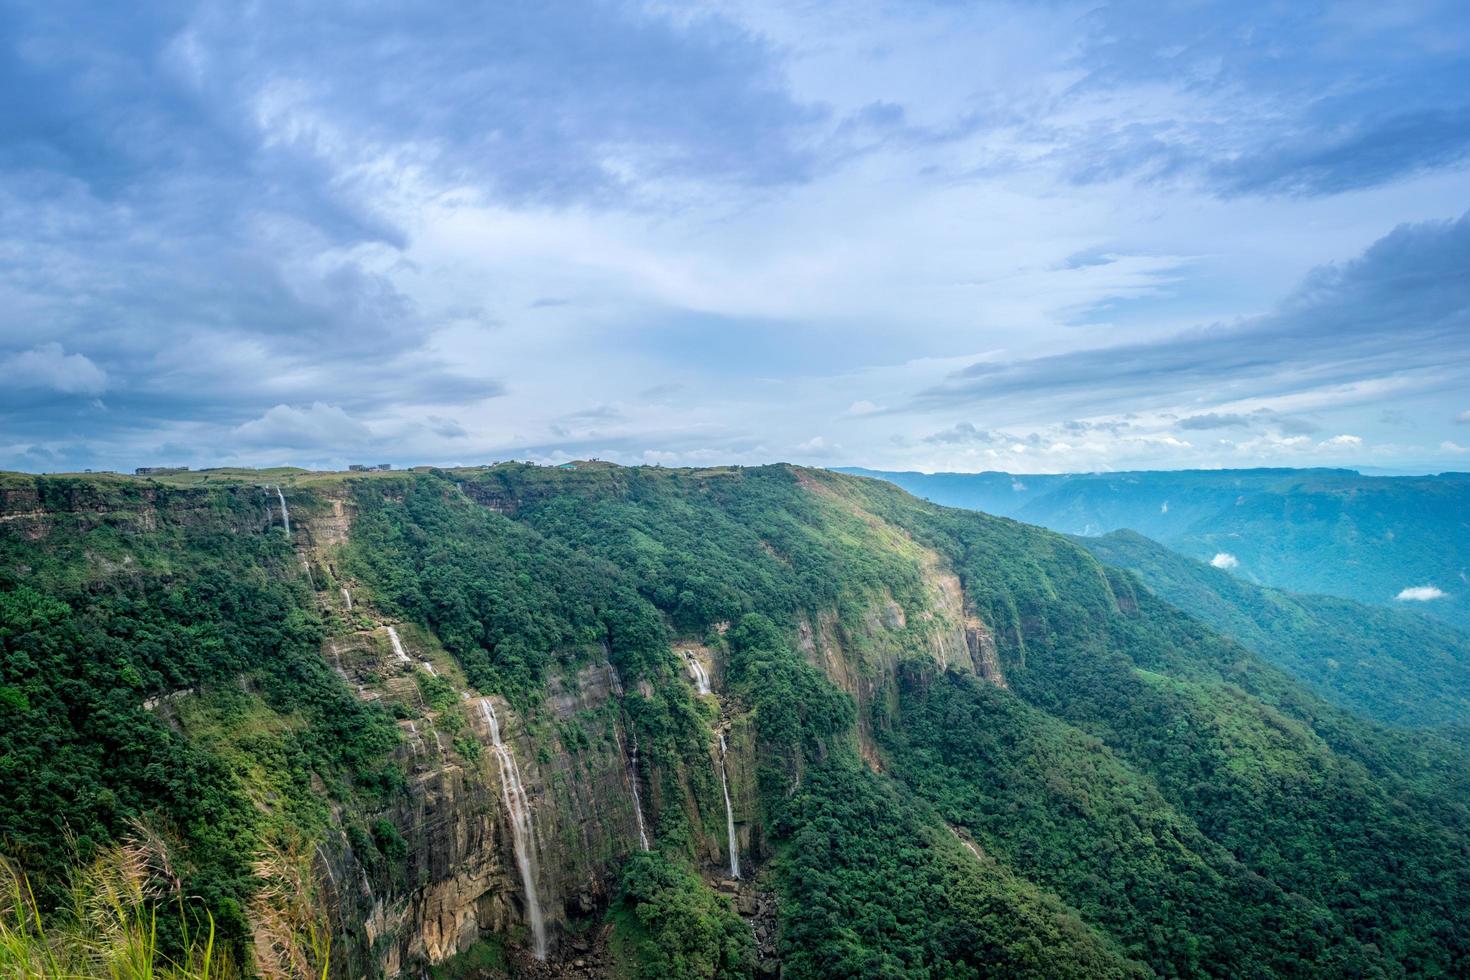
[2,0,1468,474]
[426,415,468,439]
[1178,413,1250,430]
[1,344,108,396]
[1061,3,1470,199]
[1210,552,1240,570]
[916,213,1470,418]
[924,422,1002,445]
[1208,108,1470,198]
[1396,585,1448,602]
[1320,434,1363,448]
[1457,411,1470,424]
[232,402,373,449]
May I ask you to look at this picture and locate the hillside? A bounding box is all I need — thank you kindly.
[3,464,1470,977]
[1078,529,1470,729]
[842,467,1470,630]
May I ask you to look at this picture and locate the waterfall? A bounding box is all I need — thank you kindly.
[341,588,352,610]
[685,651,712,695]
[478,699,547,960]
[274,487,291,536]
[606,662,650,850]
[717,733,740,878]
[387,626,412,665]
[627,729,651,851]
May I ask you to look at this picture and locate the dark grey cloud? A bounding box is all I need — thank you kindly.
[0,0,821,469]
[191,0,824,204]
[426,416,469,439]
[917,211,1470,413]
[1060,1,1470,198]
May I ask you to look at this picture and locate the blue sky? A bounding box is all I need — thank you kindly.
[3,0,1469,474]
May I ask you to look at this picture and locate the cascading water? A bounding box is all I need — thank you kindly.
[341,588,352,610]
[387,626,412,665]
[478,699,547,960]
[686,651,712,695]
[627,730,651,851]
[605,663,651,851]
[717,733,740,879]
[274,487,291,536]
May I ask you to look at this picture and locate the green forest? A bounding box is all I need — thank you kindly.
[3,464,1469,977]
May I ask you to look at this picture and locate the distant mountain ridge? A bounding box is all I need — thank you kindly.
[1077,528,1470,729]
[840,466,1470,630]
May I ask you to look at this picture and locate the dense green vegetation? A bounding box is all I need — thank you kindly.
[0,481,397,956]
[770,757,1144,979]
[834,471,1470,975]
[5,463,1470,977]
[1081,528,1470,727]
[610,852,752,979]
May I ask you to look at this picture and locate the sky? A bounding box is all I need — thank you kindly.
[3,0,1470,475]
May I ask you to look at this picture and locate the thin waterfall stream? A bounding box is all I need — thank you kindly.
[478,698,547,960]
[605,662,651,851]
[717,732,740,879]
[386,626,413,665]
[627,729,651,851]
[274,486,291,536]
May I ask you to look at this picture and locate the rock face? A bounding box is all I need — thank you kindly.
[313,629,657,975]
[792,535,1000,757]
[293,488,681,976]
[10,470,978,977]
[965,616,1007,688]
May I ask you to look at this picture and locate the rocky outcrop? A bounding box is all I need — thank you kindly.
[965,616,1007,688]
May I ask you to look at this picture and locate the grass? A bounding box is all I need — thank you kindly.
[2,829,333,980]
[1,839,235,979]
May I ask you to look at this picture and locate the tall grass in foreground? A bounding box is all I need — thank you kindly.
[0,826,236,979]
[0,827,335,979]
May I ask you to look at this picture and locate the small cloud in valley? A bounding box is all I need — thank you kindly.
[1396,585,1448,602]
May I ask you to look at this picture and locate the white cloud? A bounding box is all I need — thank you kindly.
[1441,440,1469,454]
[233,402,373,449]
[1396,585,1448,601]
[3,343,108,396]
[1210,552,1240,569]
[1160,501,1169,513]
[1320,434,1363,448]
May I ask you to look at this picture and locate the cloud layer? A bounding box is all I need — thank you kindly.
[2,1,1469,473]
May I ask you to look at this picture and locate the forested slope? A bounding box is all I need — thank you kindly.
[1080,528,1470,729]
[3,464,1468,978]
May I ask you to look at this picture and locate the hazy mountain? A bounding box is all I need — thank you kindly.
[1078,528,1470,729]
[841,467,1470,630]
